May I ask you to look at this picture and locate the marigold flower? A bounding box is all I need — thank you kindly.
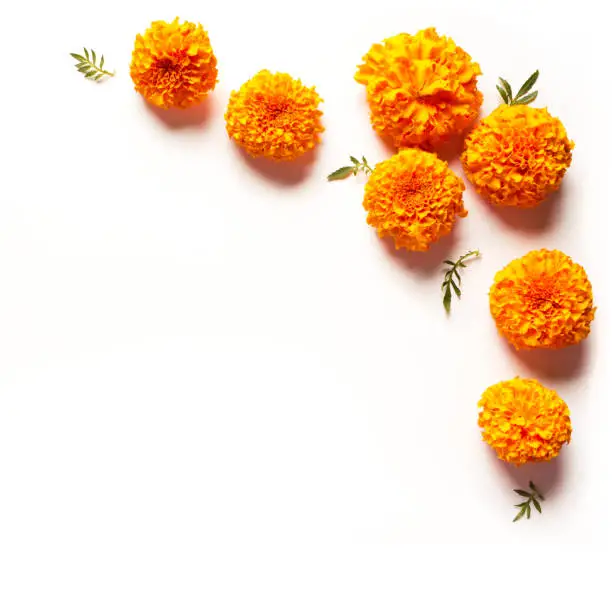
[225,70,323,161]
[478,378,571,466]
[355,28,482,149]
[462,105,573,207]
[490,249,594,350]
[130,18,217,109]
[363,149,466,251]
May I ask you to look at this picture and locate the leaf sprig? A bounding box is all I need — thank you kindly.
[327,156,374,181]
[497,70,539,106]
[513,481,545,522]
[70,48,115,81]
[441,250,480,313]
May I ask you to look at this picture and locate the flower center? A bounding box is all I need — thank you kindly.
[392,174,428,211]
[524,276,561,308]
[261,98,295,129]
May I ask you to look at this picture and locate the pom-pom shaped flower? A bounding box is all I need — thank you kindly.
[362,149,466,251]
[130,18,217,109]
[478,378,571,466]
[462,105,573,208]
[355,28,482,149]
[490,249,594,350]
[225,70,323,161]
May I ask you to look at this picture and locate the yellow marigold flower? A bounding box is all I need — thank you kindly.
[355,28,482,149]
[225,70,323,161]
[130,18,217,110]
[462,105,573,207]
[490,249,595,350]
[363,149,466,251]
[478,378,571,466]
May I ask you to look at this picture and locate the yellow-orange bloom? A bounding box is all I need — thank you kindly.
[478,378,571,466]
[355,28,482,149]
[225,70,323,161]
[490,249,594,350]
[130,18,217,109]
[462,105,573,207]
[363,149,466,251]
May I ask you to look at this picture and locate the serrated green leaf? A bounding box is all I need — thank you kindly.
[100,55,105,69]
[529,481,545,500]
[513,505,527,522]
[84,47,90,61]
[91,49,96,64]
[443,287,452,313]
[496,84,509,104]
[514,91,538,106]
[327,166,355,181]
[514,489,531,497]
[533,498,542,513]
[71,53,86,62]
[499,77,512,101]
[516,70,539,99]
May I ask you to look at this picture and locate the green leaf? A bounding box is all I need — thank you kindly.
[91,49,96,64]
[94,73,104,81]
[450,280,461,297]
[514,91,538,106]
[514,489,531,497]
[443,260,454,266]
[100,55,105,69]
[70,53,86,62]
[513,505,527,522]
[526,504,531,519]
[327,166,355,181]
[529,481,544,500]
[84,47,90,61]
[498,77,512,101]
[516,70,539,99]
[532,498,542,513]
[443,287,452,313]
[78,66,90,73]
[453,269,461,283]
[496,85,508,103]
[350,156,359,165]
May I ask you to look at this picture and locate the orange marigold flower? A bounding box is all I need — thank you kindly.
[355,28,482,149]
[478,378,571,466]
[130,18,217,110]
[225,70,323,161]
[490,249,595,350]
[362,149,466,251]
[462,105,573,208]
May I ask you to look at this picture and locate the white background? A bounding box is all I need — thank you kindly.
[1,0,610,609]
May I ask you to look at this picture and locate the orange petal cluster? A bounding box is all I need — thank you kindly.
[362,149,466,251]
[355,28,482,149]
[130,18,217,110]
[225,70,323,161]
[490,249,594,350]
[462,105,573,207]
[478,378,571,465]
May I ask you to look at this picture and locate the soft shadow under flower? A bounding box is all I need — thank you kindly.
[235,146,317,187]
[143,96,215,129]
[380,229,458,276]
